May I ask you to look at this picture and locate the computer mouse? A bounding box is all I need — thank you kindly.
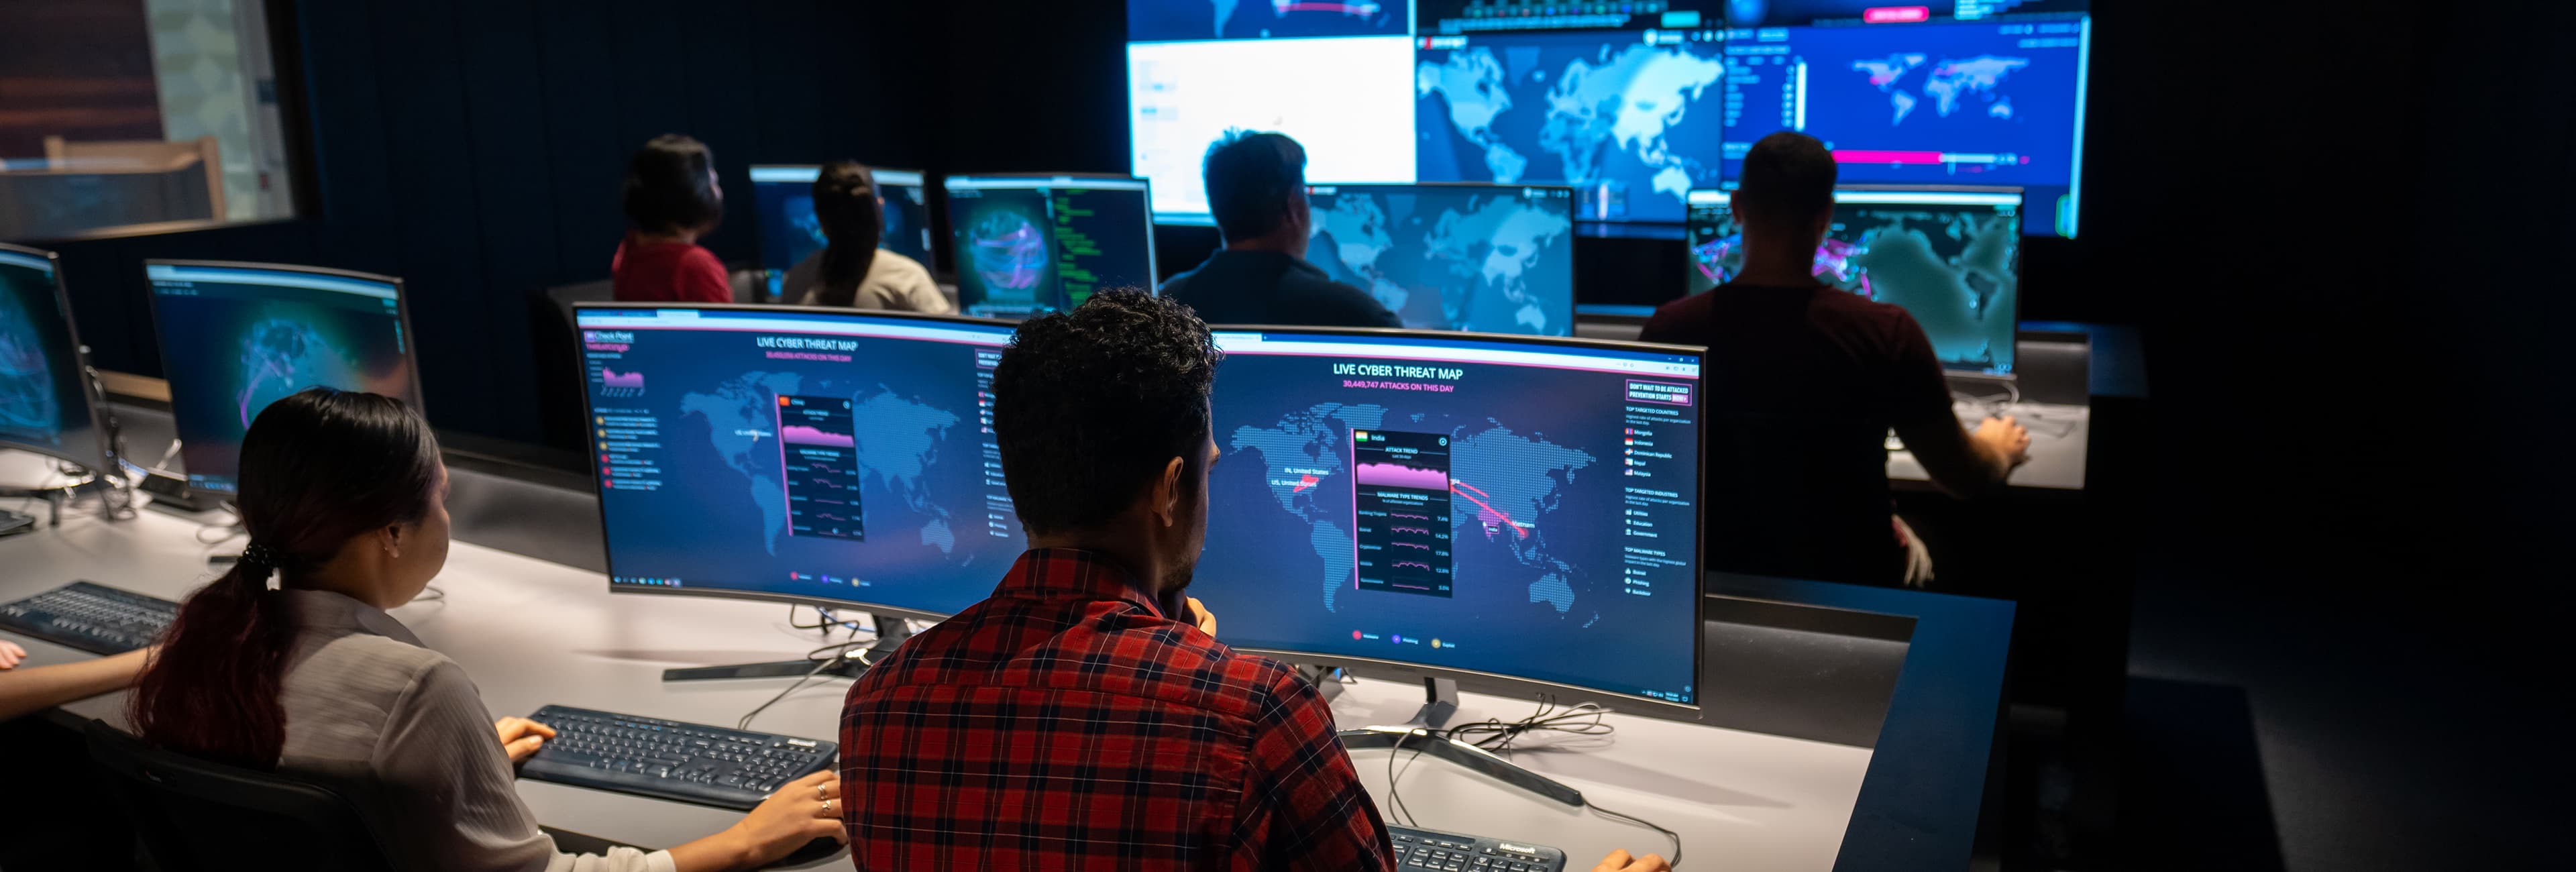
[767,836,847,869]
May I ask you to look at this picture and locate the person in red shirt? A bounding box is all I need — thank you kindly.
[611,134,732,303]
[837,290,1668,872]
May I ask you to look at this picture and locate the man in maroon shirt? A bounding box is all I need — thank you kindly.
[1640,132,2028,585]
[839,290,1668,871]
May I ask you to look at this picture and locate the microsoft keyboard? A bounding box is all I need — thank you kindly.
[0,581,176,655]
[517,705,837,810]
[1393,825,1567,872]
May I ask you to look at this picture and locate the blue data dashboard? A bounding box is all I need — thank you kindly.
[577,307,1024,616]
[749,166,938,295]
[0,247,109,472]
[1124,0,2089,236]
[145,262,421,494]
[1194,329,1704,706]
[1304,183,1578,335]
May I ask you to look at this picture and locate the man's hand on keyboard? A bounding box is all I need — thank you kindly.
[0,640,23,669]
[1590,849,1672,872]
[496,716,558,763]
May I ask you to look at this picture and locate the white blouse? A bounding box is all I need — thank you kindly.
[273,589,677,872]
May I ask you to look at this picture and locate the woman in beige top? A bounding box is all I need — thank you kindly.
[785,160,951,313]
[126,388,844,872]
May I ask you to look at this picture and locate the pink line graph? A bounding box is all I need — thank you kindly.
[781,425,855,447]
[1275,1,1379,14]
[1391,561,1434,571]
[1393,542,1432,551]
[1354,462,1448,491]
[1389,526,1432,535]
[1390,512,1431,520]
[600,368,645,389]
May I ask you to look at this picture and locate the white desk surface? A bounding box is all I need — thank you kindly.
[1,452,1872,871]
[1888,400,2090,491]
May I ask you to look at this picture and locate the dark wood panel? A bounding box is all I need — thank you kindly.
[0,0,162,155]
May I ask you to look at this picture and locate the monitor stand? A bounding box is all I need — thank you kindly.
[1336,677,1585,808]
[660,612,916,683]
[1,476,111,528]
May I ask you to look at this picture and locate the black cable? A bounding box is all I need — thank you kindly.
[736,633,874,730]
[788,604,865,633]
[1378,698,1680,866]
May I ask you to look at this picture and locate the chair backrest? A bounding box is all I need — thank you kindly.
[83,720,397,872]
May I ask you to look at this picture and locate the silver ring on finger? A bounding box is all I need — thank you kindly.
[822,798,836,815]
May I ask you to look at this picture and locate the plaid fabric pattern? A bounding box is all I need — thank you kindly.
[839,548,1395,871]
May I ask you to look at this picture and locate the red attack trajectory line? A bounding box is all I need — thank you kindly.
[1293,473,1320,493]
[1448,480,1528,540]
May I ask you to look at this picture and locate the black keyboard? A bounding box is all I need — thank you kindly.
[517,705,837,810]
[0,581,176,654]
[1393,825,1567,872]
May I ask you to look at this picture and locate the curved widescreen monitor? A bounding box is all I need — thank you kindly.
[574,304,1025,620]
[145,260,422,495]
[0,244,113,475]
[1303,182,1578,336]
[941,174,1156,319]
[1192,327,1705,712]
[1686,186,2021,373]
[749,165,939,288]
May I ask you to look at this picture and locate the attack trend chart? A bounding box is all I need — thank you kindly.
[1352,430,1457,597]
[776,395,865,541]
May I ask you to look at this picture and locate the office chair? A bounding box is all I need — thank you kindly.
[83,720,398,872]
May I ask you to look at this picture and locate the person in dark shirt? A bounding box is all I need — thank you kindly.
[837,290,1667,872]
[1640,132,2028,586]
[611,134,733,303]
[1158,131,1402,328]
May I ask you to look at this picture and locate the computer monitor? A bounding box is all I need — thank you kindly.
[941,174,1157,319]
[1413,28,1728,225]
[1716,15,2091,237]
[1303,182,1578,335]
[1685,186,2021,373]
[145,261,423,495]
[0,244,113,475]
[749,165,938,286]
[1192,327,1705,712]
[573,304,1024,621]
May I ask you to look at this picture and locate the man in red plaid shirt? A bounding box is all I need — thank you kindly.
[837,290,1668,871]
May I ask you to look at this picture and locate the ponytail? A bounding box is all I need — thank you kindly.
[129,560,297,767]
[810,161,883,308]
[127,388,442,767]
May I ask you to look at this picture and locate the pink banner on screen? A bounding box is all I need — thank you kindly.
[780,425,855,448]
[1353,462,1448,491]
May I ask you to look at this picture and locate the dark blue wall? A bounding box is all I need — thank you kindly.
[46,0,960,444]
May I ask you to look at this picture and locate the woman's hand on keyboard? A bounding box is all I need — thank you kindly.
[495,716,557,763]
[0,640,23,669]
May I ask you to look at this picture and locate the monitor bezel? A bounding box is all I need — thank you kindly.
[0,243,117,478]
[1197,323,1710,716]
[1684,184,2027,374]
[141,259,427,496]
[939,172,1160,304]
[568,301,1025,622]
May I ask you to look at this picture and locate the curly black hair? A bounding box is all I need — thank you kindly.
[993,290,1222,535]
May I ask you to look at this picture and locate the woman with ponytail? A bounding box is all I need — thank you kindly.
[782,160,949,313]
[128,388,845,872]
